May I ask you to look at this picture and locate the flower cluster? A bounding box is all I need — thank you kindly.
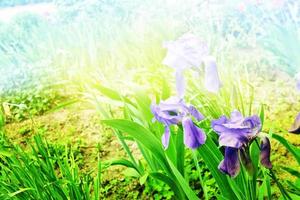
[152,33,273,178]
[212,110,272,177]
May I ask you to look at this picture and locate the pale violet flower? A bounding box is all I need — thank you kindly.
[151,97,206,150]
[295,72,300,91]
[162,33,221,97]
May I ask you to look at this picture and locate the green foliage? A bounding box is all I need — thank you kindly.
[2,85,62,122]
[0,134,101,200]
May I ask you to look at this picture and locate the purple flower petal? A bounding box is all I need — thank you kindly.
[296,73,300,91]
[211,115,229,133]
[204,56,222,93]
[212,111,261,148]
[218,131,248,148]
[239,148,254,176]
[188,105,204,121]
[162,126,171,150]
[288,112,300,134]
[260,137,272,168]
[229,110,244,123]
[182,117,206,149]
[218,147,240,177]
[162,33,209,70]
[151,97,186,126]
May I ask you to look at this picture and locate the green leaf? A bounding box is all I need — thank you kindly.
[106,158,139,173]
[139,173,149,185]
[9,188,35,197]
[166,157,199,200]
[271,133,300,165]
[281,166,300,178]
[94,84,123,101]
[123,168,140,178]
[197,136,240,200]
[150,172,185,200]
[259,104,265,127]
[134,91,153,123]
[101,119,171,174]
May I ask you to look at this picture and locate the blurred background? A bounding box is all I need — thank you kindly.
[0,0,299,198]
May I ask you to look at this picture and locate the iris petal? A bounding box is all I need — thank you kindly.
[162,126,171,150]
[188,105,204,121]
[218,132,248,148]
[182,117,206,149]
[288,112,300,134]
[204,56,222,93]
[218,147,240,177]
[260,137,272,168]
[211,115,229,133]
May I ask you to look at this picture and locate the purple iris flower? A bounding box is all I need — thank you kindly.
[288,112,300,134]
[151,97,206,150]
[212,110,272,177]
[162,33,222,97]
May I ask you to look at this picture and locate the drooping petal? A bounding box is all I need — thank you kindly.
[182,117,206,149]
[288,112,300,134]
[204,56,222,93]
[239,148,254,176]
[175,69,185,98]
[188,105,204,121]
[162,126,171,150]
[218,147,240,177]
[260,137,272,168]
[295,72,300,91]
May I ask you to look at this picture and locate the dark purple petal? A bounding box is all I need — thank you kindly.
[239,148,254,176]
[188,105,204,121]
[218,147,240,177]
[260,137,272,168]
[288,112,300,134]
[162,126,171,150]
[182,117,206,149]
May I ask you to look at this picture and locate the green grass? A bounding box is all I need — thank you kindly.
[0,128,101,199]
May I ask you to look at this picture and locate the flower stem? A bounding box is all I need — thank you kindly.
[192,151,208,200]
